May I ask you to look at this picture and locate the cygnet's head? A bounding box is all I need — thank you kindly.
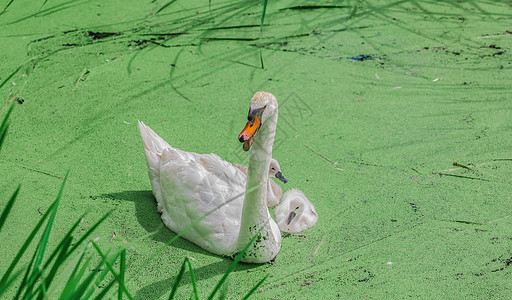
[238,91,278,151]
[269,159,287,184]
[274,189,318,234]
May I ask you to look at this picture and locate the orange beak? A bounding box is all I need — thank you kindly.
[238,116,260,151]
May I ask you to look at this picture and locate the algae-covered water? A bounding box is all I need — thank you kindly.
[1,0,512,298]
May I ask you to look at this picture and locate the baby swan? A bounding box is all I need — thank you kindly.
[274,189,318,234]
[235,159,287,207]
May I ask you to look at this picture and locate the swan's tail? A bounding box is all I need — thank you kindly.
[138,121,171,155]
[138,121,171,202]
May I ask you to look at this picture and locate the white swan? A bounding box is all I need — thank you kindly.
[274,189,318,234]
[235,159,287,207]
[138,91,282,263]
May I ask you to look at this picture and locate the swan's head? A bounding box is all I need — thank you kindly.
[238,91,278,151]
[274,189,318,234]
[269,159,287,183]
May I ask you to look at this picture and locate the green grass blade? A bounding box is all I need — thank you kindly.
[36,209,111,298]
[43,213,85,269]
[72,257,110,298]
[0,65,21,89]
[59,249,90,299]
[39,0,49,11]
[260,0,268,34]
[39,273,47,300]
[67,210,113,256]
[259,50,264,69]
[0,123,9,152]
[94,262,111,289]
[1,0,16,13]
[24,172,69,298]
[168,258,189,300]
[14,238,38,299]
[90,248,126,299]
[0,103,15,151]
[72,247,129,299]
[0,201,56,291]
[94,278,117,300]
[0,102,14,131]
[70,250,111,299]
[35,234,73,299]
[186,258,198,300]
[45,245,86,299]
[207,228,262,300]
[38,213,86,295]
[155,0,177,14]
[0,268,24,297]
[258,0,268,69]
[47,210,114,297]
[117,248,126,300]
[91,242,133,300]
[219,282,227,300]
[0,185,20,232]
[0,96,14,125]
[33,171,68,269]
[82,286,95,300]
[242,274,268,299]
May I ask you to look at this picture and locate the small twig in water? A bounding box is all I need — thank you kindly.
[304,145,336,165]
[312,239,323,258]
[74,68,89,86]
[2,92,18,111]
[437,172,490,182]
[453,162,472,170]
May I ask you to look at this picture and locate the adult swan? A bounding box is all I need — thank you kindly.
[138,91,281,263]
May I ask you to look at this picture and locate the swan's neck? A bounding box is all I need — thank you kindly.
[237,111,280,262]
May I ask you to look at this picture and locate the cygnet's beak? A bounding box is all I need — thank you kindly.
[275,171,287,184]
[286,210,297,225]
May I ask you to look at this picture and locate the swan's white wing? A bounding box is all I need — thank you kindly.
[234,164,248,175]
[197,153,246,187]
[157,148,247,254]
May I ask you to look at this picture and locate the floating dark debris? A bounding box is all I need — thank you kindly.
[86,31,119,40]
[350,55,371,61]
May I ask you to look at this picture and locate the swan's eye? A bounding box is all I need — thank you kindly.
[271,167,275,170]
[295,206,299,210]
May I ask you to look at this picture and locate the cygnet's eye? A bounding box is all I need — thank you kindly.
[295,206,299,210]
[271,167,275,170]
